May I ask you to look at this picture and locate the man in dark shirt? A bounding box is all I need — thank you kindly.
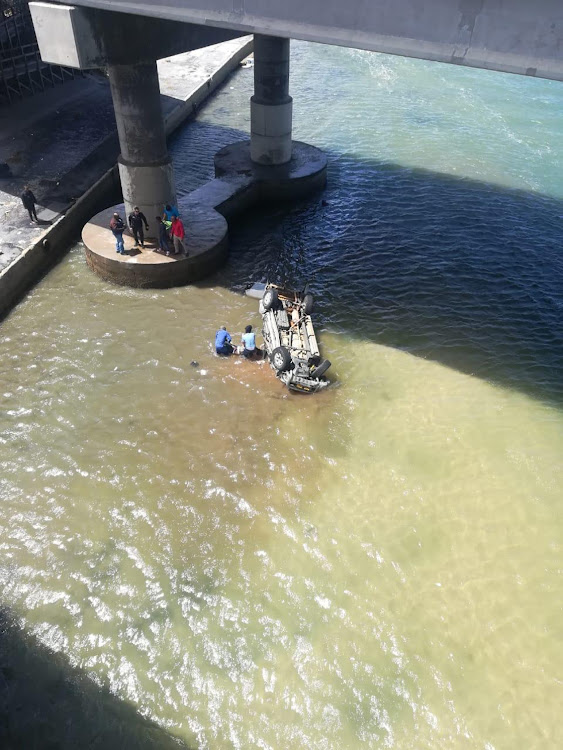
[21,186,38,222]
[128,206,149,247]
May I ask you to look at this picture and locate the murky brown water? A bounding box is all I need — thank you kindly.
[2,41,563,749]
[1,253,562,748]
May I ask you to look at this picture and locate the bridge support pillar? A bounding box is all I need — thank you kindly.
[108,60,176,233]
[251,35,292,165]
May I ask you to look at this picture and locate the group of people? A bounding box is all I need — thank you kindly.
[158,204,187,256]
[215,325,261,359]
[109,204,186,256]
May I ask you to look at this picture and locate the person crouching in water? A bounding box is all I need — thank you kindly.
[170,215,187,256]
[241,325,260,359]
[155,216,171,254]
[215,326,234,355]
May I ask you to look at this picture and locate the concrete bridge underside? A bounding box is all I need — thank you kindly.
[45,0,563,81]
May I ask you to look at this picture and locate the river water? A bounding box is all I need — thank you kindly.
[1,42,563,749]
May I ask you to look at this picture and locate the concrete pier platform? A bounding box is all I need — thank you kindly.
[83,205,228,287]
[82,140,327,287]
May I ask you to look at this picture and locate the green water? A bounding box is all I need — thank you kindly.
[1,41,563,749]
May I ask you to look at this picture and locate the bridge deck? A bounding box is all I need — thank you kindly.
[59,0,563,81]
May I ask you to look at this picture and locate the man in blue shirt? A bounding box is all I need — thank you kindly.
[215,326,234,355]
[241,325,257,359]
[163,203,179,222]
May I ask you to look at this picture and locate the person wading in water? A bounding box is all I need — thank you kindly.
[215,326,234,355]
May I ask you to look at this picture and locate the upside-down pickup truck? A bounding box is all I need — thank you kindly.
[246,282,331,393]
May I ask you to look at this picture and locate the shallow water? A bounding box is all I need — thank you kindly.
[1,42,563,749]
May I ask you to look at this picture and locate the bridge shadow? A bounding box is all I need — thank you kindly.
[0,605,192,750]
[169,121,563,408]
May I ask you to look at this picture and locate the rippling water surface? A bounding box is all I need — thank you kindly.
[1,43,563,748]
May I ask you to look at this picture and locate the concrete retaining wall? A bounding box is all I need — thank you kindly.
[0,167,121,319]
[0,37,253,322]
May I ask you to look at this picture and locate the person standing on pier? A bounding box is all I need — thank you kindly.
[109,211,125,255]
[163,203,179,224]
[128,206,149,248]
[155,216,171,254]
[170,215,186,255]
[21,185,38,222]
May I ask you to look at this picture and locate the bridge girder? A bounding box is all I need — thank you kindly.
[36,0,563,81]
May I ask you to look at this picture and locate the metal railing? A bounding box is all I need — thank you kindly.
[0,2,82,106]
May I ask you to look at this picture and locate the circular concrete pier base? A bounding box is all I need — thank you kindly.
[82,140,327,288]
[82,205,228,288]
[214,139,327,199]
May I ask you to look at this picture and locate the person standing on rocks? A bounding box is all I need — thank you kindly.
[170,215,187,256]
[128,206,149,248]
[109,211,125,255]
[21,185,38,222]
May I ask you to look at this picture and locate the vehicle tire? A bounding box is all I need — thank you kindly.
[262,288,278,311]
[258,300,266,315]
[271,346,292,372]
[303,293,314,315]
[312,359,331,379]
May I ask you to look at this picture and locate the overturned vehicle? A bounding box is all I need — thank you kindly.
[246,282,331,393]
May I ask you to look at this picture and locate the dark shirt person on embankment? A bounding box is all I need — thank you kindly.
[21,186,38,222]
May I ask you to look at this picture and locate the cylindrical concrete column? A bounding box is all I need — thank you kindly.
[251,35,292,165]
[108,61,176,233]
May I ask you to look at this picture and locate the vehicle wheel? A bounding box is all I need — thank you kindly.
[271,346,292,372]
[262,288,278,311]
[303,293,314,315]
[312,359,331,379]
[258,300,266,315]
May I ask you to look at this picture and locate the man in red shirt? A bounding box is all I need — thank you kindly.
[170,215,186,255]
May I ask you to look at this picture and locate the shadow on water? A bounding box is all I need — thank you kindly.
[0,606,191,750]
[170,121,563,408]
